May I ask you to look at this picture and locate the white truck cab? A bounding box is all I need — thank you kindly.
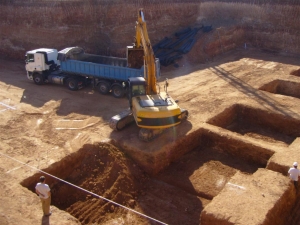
[25,48,59,73]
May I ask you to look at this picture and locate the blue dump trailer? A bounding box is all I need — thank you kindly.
[25,47,144,98]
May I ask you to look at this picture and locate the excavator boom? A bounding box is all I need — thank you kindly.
[134,9,157,94]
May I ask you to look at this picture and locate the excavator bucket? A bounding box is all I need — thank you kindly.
[127,46,144,69]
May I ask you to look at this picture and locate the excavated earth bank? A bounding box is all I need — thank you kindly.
[260,80,300,99]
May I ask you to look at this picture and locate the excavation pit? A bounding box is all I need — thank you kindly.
[259,79,300,99]
[155,143,263,200]
[207,104,300,147]
[133,125,273,175]
[21,142,148,224]
[20,131,268,225]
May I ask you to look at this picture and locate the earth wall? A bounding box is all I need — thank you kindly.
[1,1,300,62]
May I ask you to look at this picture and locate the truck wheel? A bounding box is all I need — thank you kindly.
[112,84,125,98]
[33,73,44,85]
[67,78,79,91]
[98,82,110,94]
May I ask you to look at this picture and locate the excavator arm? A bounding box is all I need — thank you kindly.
[134,9,158,94]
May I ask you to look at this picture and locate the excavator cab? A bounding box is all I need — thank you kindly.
[127,77,146,108]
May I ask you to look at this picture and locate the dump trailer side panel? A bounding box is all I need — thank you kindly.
[60,59,144,81]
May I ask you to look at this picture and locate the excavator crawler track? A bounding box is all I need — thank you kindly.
[109,108,135,131]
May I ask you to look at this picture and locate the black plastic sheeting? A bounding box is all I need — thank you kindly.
[153,25,213,67]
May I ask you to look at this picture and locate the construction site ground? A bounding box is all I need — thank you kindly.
[1,48,300,225]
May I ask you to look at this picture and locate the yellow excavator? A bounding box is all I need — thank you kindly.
[109,9,188,141]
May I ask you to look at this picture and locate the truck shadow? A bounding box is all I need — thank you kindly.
[19,82,129,118]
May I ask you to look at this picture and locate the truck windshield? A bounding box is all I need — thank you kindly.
[26,54,34,63]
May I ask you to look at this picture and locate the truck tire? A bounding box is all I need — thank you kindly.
[33,73,44,85]
[112,84,125,98]
[67,78,79,91]
[98,81,110,95]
